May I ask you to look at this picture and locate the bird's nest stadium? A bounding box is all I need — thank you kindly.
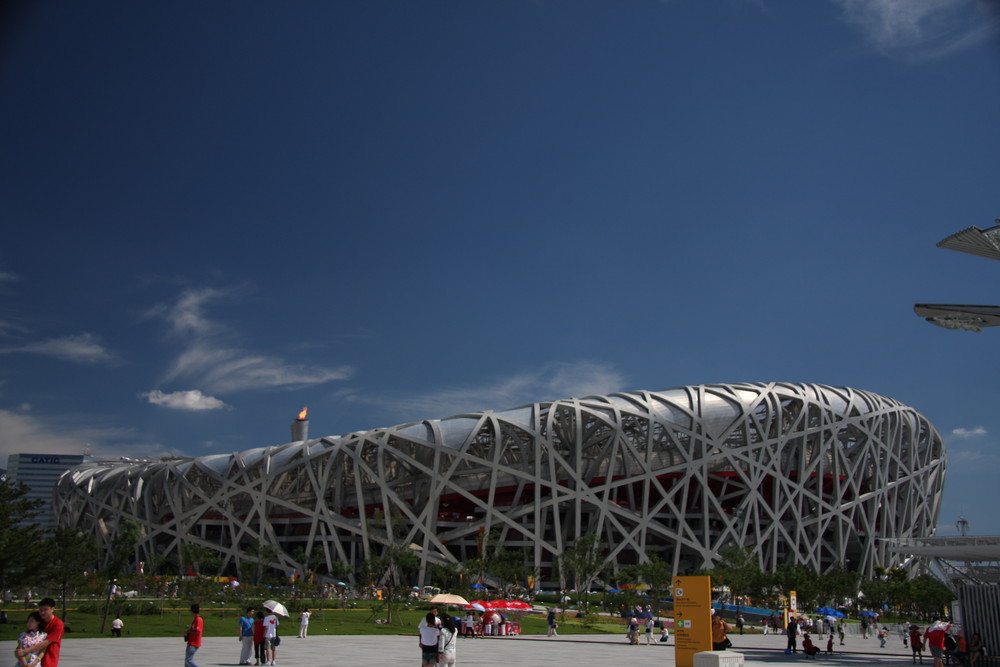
[54,382,945,584]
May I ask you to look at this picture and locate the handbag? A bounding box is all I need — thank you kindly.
[273,636,281,646]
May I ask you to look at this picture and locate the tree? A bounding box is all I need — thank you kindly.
[558,534,605,603]
[774,563,822,612]
[712,547,768,611]
[241,540,280,585]
[909,575,954,619]
[0,481,45,596]
[365,544,419,624]
[488,547,529,597]
[43,528,99,621]
[102,519,141,633]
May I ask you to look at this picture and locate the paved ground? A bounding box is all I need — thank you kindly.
[55,630,925,666]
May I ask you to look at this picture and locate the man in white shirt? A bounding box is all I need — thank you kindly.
[263,612,279,666]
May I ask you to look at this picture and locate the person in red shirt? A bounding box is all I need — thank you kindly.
[910,624,925,664]
[253,611,266,666]
[14,598,63,667]
[185,604,204,667]
[923,618,951,667]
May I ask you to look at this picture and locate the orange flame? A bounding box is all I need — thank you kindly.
[297,406,308,420]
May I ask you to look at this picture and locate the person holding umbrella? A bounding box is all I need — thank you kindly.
[261,601,287,666]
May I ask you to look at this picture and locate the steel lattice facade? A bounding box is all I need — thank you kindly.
[54,382,945,583]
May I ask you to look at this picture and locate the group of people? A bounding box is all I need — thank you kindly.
[233,605,282,666]
[417,606,458,667]
[459,609,515,637]
[917,618,986,667]
[13,598,64,667]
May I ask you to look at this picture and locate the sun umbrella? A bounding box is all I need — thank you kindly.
[506,600,532,611]
[428,593,470,606]
[464,603,486,612]
[858,610,878,618]
[262,599,289,617]
[815,607,844,617]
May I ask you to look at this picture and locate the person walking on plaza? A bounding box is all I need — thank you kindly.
[263,608,279,666]
[298,608,310,638]
[547,609,558,637]
[184,603,203,667]
[786,616,799,653]
[110,616,123,637]
[910,624,925,664]
[238,606,255,665]
[418,612,440,667]
[437,612,458,666]
[924,617,951,667]
[736,613,744,635]
[15,598,63,667]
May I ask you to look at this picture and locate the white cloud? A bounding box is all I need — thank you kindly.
[0,333,116,364]
[153,288,353,393]
[0,271,17,283]
[951,426,987,438]
[832,0,999,61]
[346,361,627,422]
[142,389,229,411]
[0,409,173,462]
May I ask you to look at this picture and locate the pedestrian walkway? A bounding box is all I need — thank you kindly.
[57,629,923,666]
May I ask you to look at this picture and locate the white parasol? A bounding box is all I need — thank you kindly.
[262,599,289,617]
[428,593,470,606]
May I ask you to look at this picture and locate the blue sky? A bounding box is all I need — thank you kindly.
[1,0,999,536]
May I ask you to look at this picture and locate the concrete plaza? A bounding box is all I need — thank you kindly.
[56,629,922,666]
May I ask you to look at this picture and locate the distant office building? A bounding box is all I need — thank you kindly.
[7,453,86,529]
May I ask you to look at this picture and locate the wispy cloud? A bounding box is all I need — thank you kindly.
[141,389,229,411]
[951,426,987,439]
[344,361,627,423]
[0,271,17,283]
[831,0,999,61]
[152,287,353,394]
[0,408,174,461]
[0,333,116,364]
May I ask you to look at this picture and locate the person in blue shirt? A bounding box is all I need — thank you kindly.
[238,607,255,665]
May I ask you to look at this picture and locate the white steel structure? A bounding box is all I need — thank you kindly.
[54,382,945,583]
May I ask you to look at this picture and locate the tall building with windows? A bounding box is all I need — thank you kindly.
[54,382,946,585]
[8,453,87,529]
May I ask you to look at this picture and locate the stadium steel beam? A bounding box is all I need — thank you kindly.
[54,382,945,587]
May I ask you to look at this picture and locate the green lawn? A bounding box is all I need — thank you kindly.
[0,603,626,640]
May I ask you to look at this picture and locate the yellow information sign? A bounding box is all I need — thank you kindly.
[673,575,712,667]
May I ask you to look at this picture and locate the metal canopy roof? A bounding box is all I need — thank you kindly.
[937,223,1000,261]
[914,303,1000,332]
[884,536,1000,562]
